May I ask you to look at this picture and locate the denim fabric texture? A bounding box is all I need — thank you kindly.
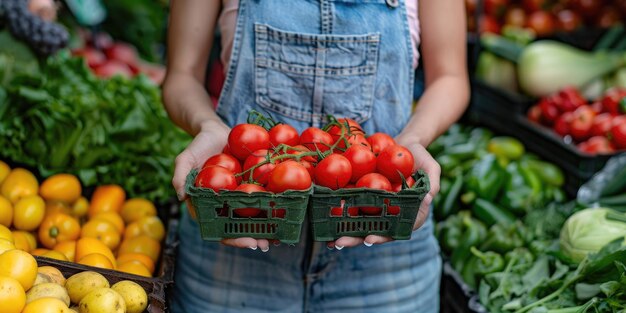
[172,0,442,312]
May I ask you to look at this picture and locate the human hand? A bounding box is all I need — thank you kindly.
[174,119,277,252]
[327,136,440,249]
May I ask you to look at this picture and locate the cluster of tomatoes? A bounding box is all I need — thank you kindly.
[527,87,626,155]
[194,116,417,217]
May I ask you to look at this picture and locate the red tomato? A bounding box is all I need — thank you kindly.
[228,124,271,161]
[610,116,626,149]
[590,101,604,114]
[344,183,356,188]
[356,173,392,191]
[269,124,300,147]
[504,7,527,27]
[300,127,334,153]
[72,48,106,68]
[242,149,276,185]
[578,136,615,155]
[346,134,371,149]
[299,160,316,179]
[527,11,556,37]
[556,87,586,112]
[195,166,238,192]
[367,133,396,155]
[202,153,242,173]
[553,111,574,137]
[466,0,477,14]
[539,97,560,125]
[377,145,414,183]
[104,43,138,67]
[285,145,317,163]
[590,113,613,137]
[570,105,596,142]
[556,9,582,31]
[570,0,604,19]
[485,0,509,17]
[527,105,543,123]
[326,118,364,139]
[222,145,232,155]
[315,154,352,190]
[356,173,392,215]
[343,145,377,183]
[391,176,416,192]
[93,60,133,78]
[330,207,344,217]
[480,16,501,34]
[266,161,312,193]
[233,184,266,217]
[601,88,626,115]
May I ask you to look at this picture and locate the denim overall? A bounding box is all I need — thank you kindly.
[171,0,441,312]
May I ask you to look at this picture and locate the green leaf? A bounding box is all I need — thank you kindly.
[599,281,621,297]
[574,283,601,300]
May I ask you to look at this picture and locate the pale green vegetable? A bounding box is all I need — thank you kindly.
[560,208,626,263]
[518,41,625,97]
[476,51,518,94]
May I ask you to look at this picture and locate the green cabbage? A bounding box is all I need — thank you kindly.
[560,208,626,263]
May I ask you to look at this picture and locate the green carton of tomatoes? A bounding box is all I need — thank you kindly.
[185,169,312,244]
[309,171,430,241]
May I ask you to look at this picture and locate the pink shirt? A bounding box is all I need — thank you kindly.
[218,0,421,71]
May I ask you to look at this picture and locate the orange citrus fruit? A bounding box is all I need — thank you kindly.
[118,235,161,263]
[117,260,152,277]
[12,195,45,231]
[0,195,13,227]
[116,253,155,274]
[77,253,114,270]
[12,231,36,252]
[39,174,82,204]
[80,219,121,250]
[92,212,125,234]
[0,249,38,291]
[0,276,26,313]
[75,237,116,268]
[1,168,38,204]
[53,241,76,262]
[120,198,156,224]
[88,185,125,218]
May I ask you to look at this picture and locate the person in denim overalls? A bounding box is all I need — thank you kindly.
[162,0,468,312]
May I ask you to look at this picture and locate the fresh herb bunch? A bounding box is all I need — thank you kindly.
[0,52,191,202]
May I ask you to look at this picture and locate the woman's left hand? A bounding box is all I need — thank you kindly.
[328,136,440,249]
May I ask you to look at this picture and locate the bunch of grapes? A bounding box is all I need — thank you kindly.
[1,0,68,56]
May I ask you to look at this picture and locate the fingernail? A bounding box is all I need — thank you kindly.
[364,241,373,247]
[335,245,344,250]
[326,245,335,250]
[273,241,281,246]
[261,246,269,253]
[176,193,184,201]
[248,246,257,250]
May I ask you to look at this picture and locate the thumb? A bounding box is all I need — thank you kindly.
[173,152,195,201]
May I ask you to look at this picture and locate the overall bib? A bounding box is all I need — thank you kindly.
[172,1,441,312]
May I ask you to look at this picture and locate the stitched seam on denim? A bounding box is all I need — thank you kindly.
[320,0,332,34]
[312,40,326,127]
[256,24,379,43]
[256,59,376,76]
[355,36,380,124]
[215,0,248,118]
[399,0,414,102]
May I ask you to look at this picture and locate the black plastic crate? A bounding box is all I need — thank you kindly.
[440,261,487,313]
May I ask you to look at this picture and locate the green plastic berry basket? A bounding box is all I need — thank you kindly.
[310,171,430,241]
[185,169,311,244]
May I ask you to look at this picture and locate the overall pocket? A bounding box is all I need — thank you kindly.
[254,23,380,124]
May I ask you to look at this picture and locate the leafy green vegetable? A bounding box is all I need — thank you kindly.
[0,52,190,202]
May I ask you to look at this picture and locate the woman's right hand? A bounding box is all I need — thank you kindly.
[173,118,275,252]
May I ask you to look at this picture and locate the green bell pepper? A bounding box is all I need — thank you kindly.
[439,174,463,220]
[480,222,525,253]
[472,198,516,227]
[500,162,543,215]
[526,159,565,187]
[450,213,488,273]
[504,247,534,266]
[465,154,507,202]
[471,247,505,276]
[487,137,525,161]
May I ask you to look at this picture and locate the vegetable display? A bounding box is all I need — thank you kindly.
[0,48,190,202]
[527,86,626,154]
[0,161,166,278]
[434,123,626,312]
